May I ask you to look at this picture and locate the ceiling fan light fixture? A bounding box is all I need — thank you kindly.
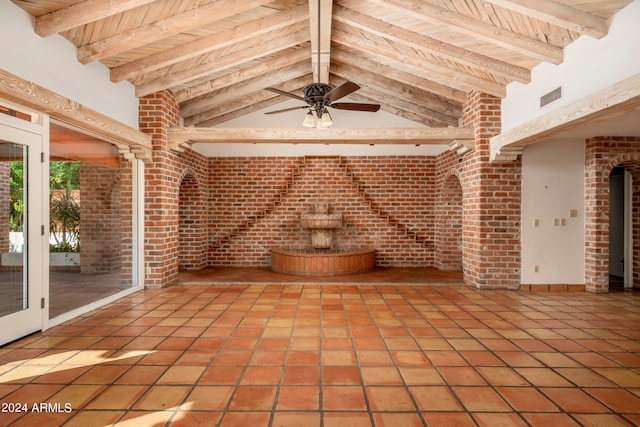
[319,109,332,128]
[302,110,316,128]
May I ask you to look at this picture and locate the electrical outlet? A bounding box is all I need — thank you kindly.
[533,219,539,227]
[534,265,539,273]
[553,218,560,227]
[561,218,566,226]
[570,209,578,218]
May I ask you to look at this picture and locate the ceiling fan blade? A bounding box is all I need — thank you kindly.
[265,87,306,102]
[330,102,380,112]
[264,105,308,115]
[324,81,360,103]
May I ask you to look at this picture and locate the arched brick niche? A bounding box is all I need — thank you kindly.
[178,172,207,270]
[436,174,463,270]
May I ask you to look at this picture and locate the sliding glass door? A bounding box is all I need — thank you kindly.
[48,122,139,320]
[0,104,142,343]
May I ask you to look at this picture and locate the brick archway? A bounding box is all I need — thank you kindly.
[436,173,463,270]
[178,171,207,270]
[585,137,640,293]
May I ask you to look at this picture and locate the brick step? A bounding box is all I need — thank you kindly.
[339,156,430,250]
[212,158,307,249]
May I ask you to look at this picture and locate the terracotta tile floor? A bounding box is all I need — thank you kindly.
[1,268,640,426]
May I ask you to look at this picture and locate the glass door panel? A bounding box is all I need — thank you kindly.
[49,123,136,319]
[0,143,27,317]
[0,117,44,345]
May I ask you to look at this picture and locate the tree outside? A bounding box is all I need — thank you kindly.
[9,161,80,252]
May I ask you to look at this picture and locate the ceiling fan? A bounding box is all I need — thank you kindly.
[263,1,380,128]
[264,82,380,127]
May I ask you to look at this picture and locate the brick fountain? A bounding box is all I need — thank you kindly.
[271,202,375,277]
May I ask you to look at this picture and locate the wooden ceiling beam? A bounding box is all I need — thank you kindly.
[180,62,310,118]
[168,127,476,147]
[332,25,506,97]
[35,0,156,37]
[175,48,309,103]
[195,95,294,128]
[346,92,442,127]
[326,75,439,126]
[331,49,466,104]
[186,93,283,128]
[364,0,564,64]
[349,85,459,127]
[484,0,609,39]
[111,4,308,82]
[136,28,309,97]
[78,0,273,64]
[309,0,333,83]
[330,61,461,121]
[184,75,312,126]
[334,3,530,83]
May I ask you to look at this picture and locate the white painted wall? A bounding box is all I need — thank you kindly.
[512,1,640,285]
[521,139,585,284]
[0,1,139,129]
[502,0,640,132]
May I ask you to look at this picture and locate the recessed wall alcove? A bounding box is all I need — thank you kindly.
[141,90,521,291]
[178,172,207,270]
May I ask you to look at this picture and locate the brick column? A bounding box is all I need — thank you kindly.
[140,90,209,287]
[437,91,521,289]
[140,91,181,288]
[585,136,640,292]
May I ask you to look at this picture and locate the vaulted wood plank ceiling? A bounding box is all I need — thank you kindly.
[11,0,631,132]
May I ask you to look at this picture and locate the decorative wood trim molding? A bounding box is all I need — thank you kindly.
[167,127,475,152]
[491,146,524,162]
[447,139,475,155]
[490,73,640,161]
[0,68,151,160]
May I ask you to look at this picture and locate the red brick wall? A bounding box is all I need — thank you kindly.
[141,90,523,289]
[208,155,435,267]
[585,136,640,292]
[79,158,135,284]
[79,164,121,274]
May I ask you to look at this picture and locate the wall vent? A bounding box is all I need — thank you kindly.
[540,87,562,107]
